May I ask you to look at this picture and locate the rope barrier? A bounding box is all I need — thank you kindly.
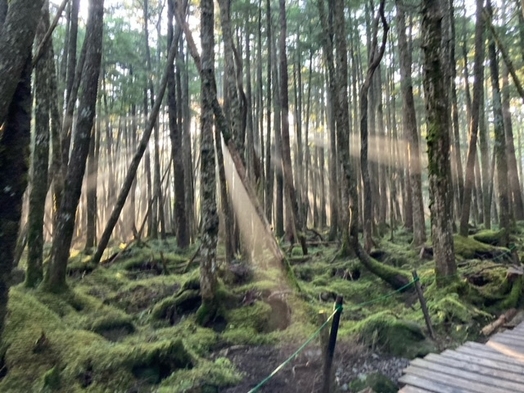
[247,279,419,392]
[247,305,341,393]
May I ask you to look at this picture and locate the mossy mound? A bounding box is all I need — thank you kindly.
[151,289,202,325]
[349,372,397,393]
[88,312,135,341]
[453,235,511,261]
[473,229,507,246]
[428,292,492,325]
[350,311,434,358]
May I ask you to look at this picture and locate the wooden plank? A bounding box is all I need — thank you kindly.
[399,386,436,393]
[411,354,524,389]
[404,365,524,393]
[399,373,478,393]
[463,341,524,363]
[457,345,524,367]
[490,335,524,351]
[403,366,508,393]
[487,340,524,360]
[495,331,524,344]
[439,349,524,375]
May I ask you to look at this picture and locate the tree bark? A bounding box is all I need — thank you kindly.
[0,0,45,125]
[45,0,104,292]
[422,0,457,286]
[199,0,219,318]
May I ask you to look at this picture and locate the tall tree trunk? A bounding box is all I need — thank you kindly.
[198,0,219,321]
[264,0,273,224]
[422,0,457,287]
[487,2,510,245]
[459,0,485,236]
[396,0,426,246]
[167,0,189,249]
[360,0,388,252]
[45,0,104,292]
[85,124,97,248]
[279,0,307,255]
[27,15,51,287]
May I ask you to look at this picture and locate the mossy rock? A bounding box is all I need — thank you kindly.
[351,312,433,358]
[41,366,61,391]
[349,372,397,393]
[225,300,273,333]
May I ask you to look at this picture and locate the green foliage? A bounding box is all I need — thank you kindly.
[428,292,492,324]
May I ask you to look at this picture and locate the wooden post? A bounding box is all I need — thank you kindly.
[322,295,343,393]
[412,270,435,339]
[318,311,329,361]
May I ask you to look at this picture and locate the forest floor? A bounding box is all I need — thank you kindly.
[1,225,523,392]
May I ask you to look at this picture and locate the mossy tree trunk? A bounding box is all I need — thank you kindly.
[45,0,104,292]
[0,0,45,342]
[487,1,510,247]
[167,0,189,250]
[331,0,355,257]
[459,0,485,237]
[422,0,457,287]
[396,0,426,247]
[199,0,219,319]
[27,14,52,288]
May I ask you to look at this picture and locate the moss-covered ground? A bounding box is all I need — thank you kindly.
[2,226,523,392]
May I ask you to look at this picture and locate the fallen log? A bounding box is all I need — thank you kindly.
[481,308,517,336]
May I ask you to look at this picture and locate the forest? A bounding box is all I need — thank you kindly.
[1,0,524,391]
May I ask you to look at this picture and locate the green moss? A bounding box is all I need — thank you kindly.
[226,301,272,333]
[157,357,242,393]
[89,312,135,339]
[428,292,492,324]
[350,311,434,358]
[42,366,61,391]
[501,276,523,309]
[453,235,510,260]
[349,372,397,393]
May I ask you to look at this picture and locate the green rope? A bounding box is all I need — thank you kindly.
[247,305,341,393]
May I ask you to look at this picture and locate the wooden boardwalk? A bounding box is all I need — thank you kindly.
[398,322,524,392]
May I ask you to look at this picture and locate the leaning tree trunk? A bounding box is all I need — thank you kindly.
[198,0,219,323]
[487,2,510,246]
[91,13,184,266]
[422,0,457,287]
[459,0,485,237]
[45,0,104,292]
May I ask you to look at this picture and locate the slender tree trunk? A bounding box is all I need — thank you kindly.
[85,124,97,249]
[422,0,457,286]
[459,0,485,236]
[487,1,510,245]
[279,0,307,255]
[27,15,51,288]
[45,0,104,292]
[502,66,524,220]
[396,0,426,246]
[199,0,219,320]
[360,0,388,252]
